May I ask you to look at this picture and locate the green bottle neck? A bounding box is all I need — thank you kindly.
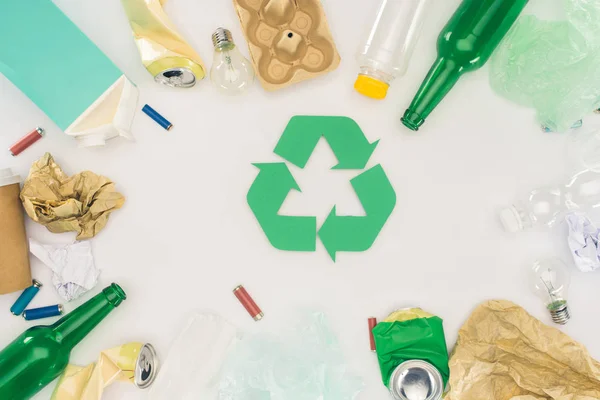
[51,284,126,350]
[402,57,463,131]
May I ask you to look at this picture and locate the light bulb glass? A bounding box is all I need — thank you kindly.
[531,258,571,324]
[210,39,254,94]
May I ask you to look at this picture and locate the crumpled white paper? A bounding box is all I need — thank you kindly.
[29,239,100,301]
[565,212,600,272]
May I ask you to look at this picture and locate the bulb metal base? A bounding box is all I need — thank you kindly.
[548,301,571,325]
[212,28,234,49]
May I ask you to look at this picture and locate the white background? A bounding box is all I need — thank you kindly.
[1,0,600,399]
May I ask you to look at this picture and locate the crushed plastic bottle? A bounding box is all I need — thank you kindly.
[490,0,600,132]
[500,169,600,232]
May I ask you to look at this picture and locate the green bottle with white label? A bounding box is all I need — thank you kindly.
[402,0,529,131]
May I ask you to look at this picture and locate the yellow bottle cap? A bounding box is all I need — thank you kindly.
[354,75,389,100]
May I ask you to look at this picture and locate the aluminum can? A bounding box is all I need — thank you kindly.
[135,343,158,389]
[388,360,443,400]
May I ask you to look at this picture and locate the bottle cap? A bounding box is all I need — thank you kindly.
[500,206,524,232]
[354,75,389,100]
[0,168,21,188]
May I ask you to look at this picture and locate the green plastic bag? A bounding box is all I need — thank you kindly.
[373,309,450,387]
[490,0,600,132]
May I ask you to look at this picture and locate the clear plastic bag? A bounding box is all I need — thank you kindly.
[148,311,239,400]
[217,311,364,400]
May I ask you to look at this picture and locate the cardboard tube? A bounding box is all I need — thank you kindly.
[0,169,31,294]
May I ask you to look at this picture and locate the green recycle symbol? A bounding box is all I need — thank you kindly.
[247,116,396,261]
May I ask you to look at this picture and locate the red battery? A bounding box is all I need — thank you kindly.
[368,317,378,352]
[233,285,263,321]
[10,127,44,156]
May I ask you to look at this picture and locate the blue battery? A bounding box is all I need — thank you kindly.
[23,304,64,321]
[10,280,42,316]
[142,104,173,131]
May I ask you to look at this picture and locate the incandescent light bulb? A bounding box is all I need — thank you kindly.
[210,28,255,94]
[531,258,571,325]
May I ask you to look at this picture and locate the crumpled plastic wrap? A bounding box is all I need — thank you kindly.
[20,153,124,239]
[218,311,364,400]
[51,342,145,400]
[490,0,600,132]
[29,239,100,301]
[447,300,600,400]
[566,212,600,272]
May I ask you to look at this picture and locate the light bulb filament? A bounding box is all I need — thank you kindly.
[540,269,561,301]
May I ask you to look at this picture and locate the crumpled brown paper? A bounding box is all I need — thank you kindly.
[447,300,600,400]
[20,153,124,239]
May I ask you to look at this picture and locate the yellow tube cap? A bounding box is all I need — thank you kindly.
[354,75,389,100]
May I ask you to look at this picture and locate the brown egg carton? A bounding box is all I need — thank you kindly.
[232,0,341,91]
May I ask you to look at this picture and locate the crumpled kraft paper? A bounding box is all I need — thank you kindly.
[447,300,600,400]
[20,153,124,239]
[51,342,144,400]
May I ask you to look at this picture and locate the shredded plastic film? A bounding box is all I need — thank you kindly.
[490,0,600,132]
[218,311,364,400]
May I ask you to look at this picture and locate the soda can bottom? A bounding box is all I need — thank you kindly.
[388,360,444,400]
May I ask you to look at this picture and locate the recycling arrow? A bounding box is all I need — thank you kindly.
[247,163,317,251]
[248,116,396,261]
[318,164,396,261]
[274,116,379,169]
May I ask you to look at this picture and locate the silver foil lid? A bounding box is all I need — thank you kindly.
[389,360,444,400]
[155,67,196,88]
[135,343,158,389]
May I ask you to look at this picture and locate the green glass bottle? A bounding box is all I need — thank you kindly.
[402,0,529,131]
[0,283,126,400]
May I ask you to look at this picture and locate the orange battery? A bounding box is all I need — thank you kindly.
[9,127,44,156]
[233,285,263,321]
[368,317,378,352]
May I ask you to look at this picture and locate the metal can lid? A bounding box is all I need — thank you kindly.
[135,343,158,389]
[155,68,196,88]
[389,360,444,400]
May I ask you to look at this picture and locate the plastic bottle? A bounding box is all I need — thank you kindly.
[0,284,127,399]
[500,170,600,232]
[401,0,529,131]
[354,0,429,100]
